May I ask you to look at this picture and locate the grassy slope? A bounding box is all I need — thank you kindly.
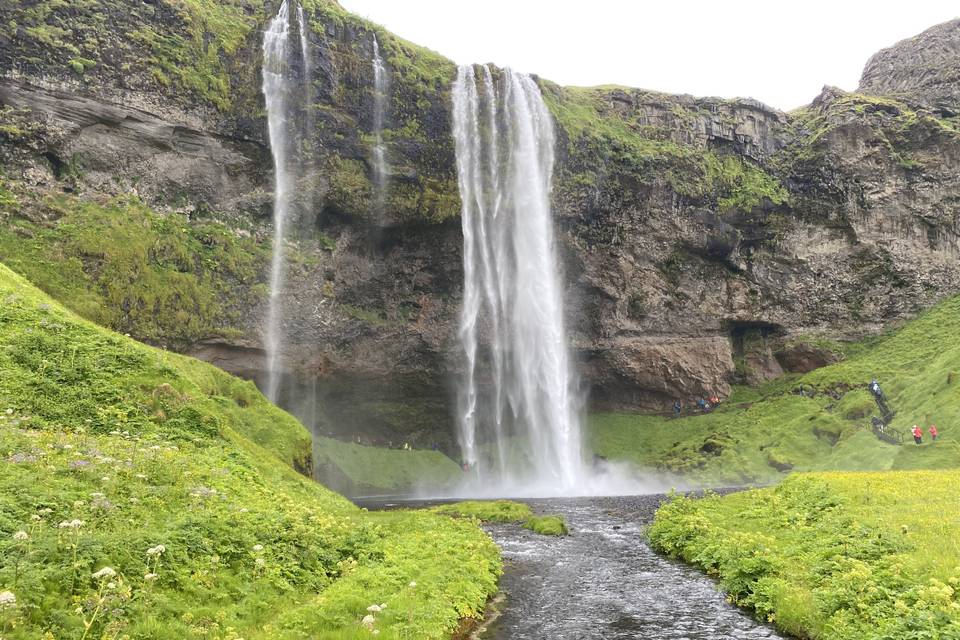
[0,264,500,639]
[0,187,267,347]
[590,295,960,485]
[313,436,463,496]
[650,472,960,639]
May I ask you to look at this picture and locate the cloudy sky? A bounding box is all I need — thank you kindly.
[338,0,958,111]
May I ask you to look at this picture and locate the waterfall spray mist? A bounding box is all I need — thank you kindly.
[262,0,294,402]
[452,64,585,494]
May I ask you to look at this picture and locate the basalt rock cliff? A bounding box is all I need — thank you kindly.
[1,1,959,453]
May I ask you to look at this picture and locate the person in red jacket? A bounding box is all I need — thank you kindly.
[929,424,938,442]
[912,424,923,445]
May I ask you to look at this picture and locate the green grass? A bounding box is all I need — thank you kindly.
[650,471,960,639]
[589,295,960,485]
[0,192,267,346]
[313,436,463,496]
[523,515,569,537]
[433,501,569,536]
[0,263,501,639]
[432,500,533,523]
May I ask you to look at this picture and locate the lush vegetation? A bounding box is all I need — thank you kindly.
[313,436,463,496]
[0,264,501,639]
[651,471,960,639]
[433,501,569,536]
[589,293,960,485]
[523,515,569,537]
[432,500,533,523]
[0,188,267,347]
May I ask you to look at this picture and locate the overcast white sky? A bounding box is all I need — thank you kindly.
[338,0,958,111]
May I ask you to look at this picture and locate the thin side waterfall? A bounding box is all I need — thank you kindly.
[370,35,389,222]
[297,4,313,136]
[262,0,294,403]
[452,64,585,492]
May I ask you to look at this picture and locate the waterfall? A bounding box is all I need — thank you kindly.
[452,64,585,492]
[296,4,313,136]
[262,0,294,403]
[370,34,389,223]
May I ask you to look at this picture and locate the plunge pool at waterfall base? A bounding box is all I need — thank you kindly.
[360,494,786,640]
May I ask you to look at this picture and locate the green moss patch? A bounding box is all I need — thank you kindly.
[523,515,569,536]
[432,500,533,523]
[0,192,267,347]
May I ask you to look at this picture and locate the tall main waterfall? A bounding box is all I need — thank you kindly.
[452,64,585,491]
[262,0,294,402]
[370,35,389,222]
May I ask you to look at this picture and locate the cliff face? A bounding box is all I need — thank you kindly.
[859,18,960,116]
[2,1,960,449]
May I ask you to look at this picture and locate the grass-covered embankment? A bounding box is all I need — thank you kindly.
[313,436,463,496]
[0,264,500,639]
[650,471,960,639]
[590,294,960,484]
[434,501,570,536]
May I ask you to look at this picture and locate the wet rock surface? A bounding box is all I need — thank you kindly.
[484,495,783,640]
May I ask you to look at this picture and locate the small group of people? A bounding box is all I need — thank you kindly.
[673,394,722,416]
[911,424,939,445]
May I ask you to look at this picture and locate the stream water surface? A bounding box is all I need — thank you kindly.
[480,495,785,639]
[364,494,785,640]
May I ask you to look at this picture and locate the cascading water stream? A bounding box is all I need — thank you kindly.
[262,0,294,403]
[452,64,585,493]
[297,4,313,139]
[370,35,389,223]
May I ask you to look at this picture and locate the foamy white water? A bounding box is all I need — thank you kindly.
[262,0,294,402]
[452,64,585,493]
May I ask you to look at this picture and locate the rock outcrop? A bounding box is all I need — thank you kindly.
[1,2,960,449]
[859,18,960,115]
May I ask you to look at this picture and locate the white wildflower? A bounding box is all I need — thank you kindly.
[91,567,116,580]
[0,590,15,610]
[252,544,264,552]
[144,573,159,581]
[379,603,387,609]
[106,581,116,590]
[100,477,110,482]
[5,408,12,415]
[13,530,28,541]
[58,519,84,529]
[361,614,376,627]
[366,604,382,613]
[135,474,148,480]
[73,500,86,507]
[255,557,265,568]
[146,544,166,557]
[30,514,41,521]
[408,581,417,588]
[39,508,53,514]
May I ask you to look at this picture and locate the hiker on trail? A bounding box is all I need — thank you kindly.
[912,425,923,445]
[930,424,938,441]
[673,400,681,416]
[870,379,884,399]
